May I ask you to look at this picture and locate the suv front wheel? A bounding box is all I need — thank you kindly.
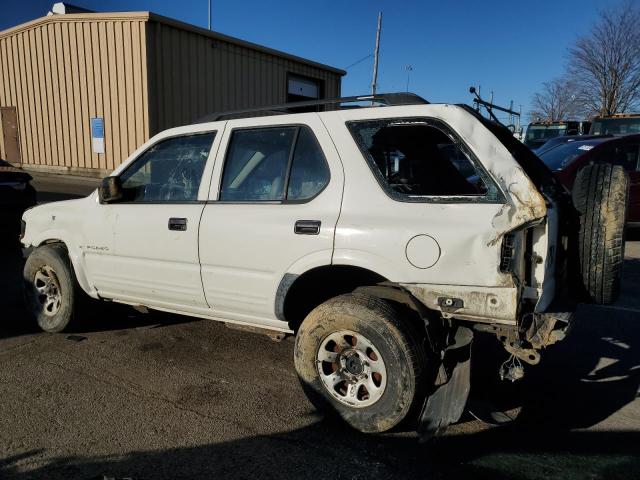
[24,244,78,333]
[294,293,426,433]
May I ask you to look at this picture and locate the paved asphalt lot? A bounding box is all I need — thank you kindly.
[0,173,638,479]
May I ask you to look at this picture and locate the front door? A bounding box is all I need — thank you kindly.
[198,115,344,329]
[84,130,221,311]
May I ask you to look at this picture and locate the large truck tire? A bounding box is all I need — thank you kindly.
[572,163,629,305]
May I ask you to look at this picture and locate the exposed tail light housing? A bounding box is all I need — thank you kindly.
[499,233,515,273]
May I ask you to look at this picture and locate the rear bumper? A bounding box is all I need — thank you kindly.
[521,193,582,349]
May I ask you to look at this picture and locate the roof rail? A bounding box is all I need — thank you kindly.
[194,92,429,123]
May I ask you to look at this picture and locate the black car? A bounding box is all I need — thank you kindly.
[533,134,612,156]
[0,159,36,241]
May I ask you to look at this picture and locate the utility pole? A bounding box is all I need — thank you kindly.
[371,12,382,96]
[208,0,212,30]
[405,65,413,92]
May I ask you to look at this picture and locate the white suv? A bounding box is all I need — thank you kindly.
[20,94,628,436]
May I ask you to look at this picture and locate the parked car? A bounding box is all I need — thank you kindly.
[534,134,612,156]
[20,93,629,437]
[524,120,591,149]
[0,159,36,242]
[589,113,640,136]
[538,134,640,225]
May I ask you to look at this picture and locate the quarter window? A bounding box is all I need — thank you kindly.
[219,126,329,202]
[348,119,499,201]
[119,132,215,202]
[287,127,330,200]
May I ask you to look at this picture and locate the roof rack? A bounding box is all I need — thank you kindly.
[194,92,429,123]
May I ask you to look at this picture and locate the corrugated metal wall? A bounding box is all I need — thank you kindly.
[0,14,149,172]
[0,13,343,173]
[147,20,342,133]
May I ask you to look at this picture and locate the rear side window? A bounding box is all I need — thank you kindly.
[348,118,501,202]
[219,126,329,202]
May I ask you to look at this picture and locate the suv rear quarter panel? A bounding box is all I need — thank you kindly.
[320,105,548,318]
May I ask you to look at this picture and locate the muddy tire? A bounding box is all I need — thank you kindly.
[572,163,629,304]
[294,293,425,433]
[23,244,78,332]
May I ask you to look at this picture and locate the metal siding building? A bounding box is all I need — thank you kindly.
[0,12,344,175]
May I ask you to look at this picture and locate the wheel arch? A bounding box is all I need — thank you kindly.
[277,264,392,331]
[30,237,98,299]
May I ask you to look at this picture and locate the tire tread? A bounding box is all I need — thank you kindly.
[572,164,629,304]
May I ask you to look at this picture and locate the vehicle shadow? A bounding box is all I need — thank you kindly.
[0,239,30,338]
[470,253,640,431]
[0,423,637,480]
[514,301,640,430]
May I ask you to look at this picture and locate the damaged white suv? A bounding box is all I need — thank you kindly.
[21,93,628,436]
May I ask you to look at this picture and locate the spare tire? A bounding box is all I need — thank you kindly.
[572,163,629,304]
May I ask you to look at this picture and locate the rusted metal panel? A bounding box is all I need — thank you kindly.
[0,106,21,164]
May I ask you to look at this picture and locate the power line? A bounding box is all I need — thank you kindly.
[343,54,373,70]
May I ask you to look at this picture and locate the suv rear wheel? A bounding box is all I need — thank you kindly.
[24,244,78,333]
[294,293,425,433]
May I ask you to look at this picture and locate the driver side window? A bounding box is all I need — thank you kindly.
[120,132,216,202]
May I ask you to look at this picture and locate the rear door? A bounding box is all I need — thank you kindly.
[198,114,343,329]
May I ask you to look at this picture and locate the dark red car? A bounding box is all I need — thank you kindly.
[538,134,640,225]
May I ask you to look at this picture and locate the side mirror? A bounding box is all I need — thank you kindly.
[98,176,123,203]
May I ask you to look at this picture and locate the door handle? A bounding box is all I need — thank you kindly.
[168,217,187,231]
[294,220,321,235]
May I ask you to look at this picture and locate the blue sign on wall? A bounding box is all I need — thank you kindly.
[90,117,104,154]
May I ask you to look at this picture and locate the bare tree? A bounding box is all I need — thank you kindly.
[569,1,640,116]
[530,77,579,122]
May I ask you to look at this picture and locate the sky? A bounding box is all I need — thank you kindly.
[0,0,621,121]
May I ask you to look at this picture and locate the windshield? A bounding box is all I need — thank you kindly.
[590,118,640,135]
[526,125,567,141]
[538,139,606,171]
